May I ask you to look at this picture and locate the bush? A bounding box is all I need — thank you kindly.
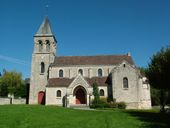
[90,98,109,108]
[117,102,126,109]
[108,102,118,108]
[90,97,127,109]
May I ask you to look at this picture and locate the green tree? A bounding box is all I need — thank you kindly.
[139,67,161,106]
[145,46,170,112]
[92,82,100,105]
[0,71,26,97]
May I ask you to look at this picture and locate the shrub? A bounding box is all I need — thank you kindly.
[117,102,126,109]
[90,98,109,108]
[108,102,118,108]
[100,97,108,103]
[90,97,127,109]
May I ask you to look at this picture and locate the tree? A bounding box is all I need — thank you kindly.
[92,82,100,105]
[0,71,26,98]
[145,46,170,112]
[139,67,161,106]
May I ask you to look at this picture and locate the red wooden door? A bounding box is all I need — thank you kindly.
[76,88,86,104]
[38,91,45,104]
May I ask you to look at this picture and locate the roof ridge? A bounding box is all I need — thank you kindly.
[56,54,129,58]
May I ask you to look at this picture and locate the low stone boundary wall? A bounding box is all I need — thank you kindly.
[0,97,26,105]
[12,98,26,104]
[0,98,11,105]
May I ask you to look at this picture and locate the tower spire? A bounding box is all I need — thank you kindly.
[36,16,53,36]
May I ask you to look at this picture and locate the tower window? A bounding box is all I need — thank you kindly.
[46,40,50,52]
[38,40,43,52]
[59,69,63,77]
[40,62,45,74]
[99,89,104,96]
[78,69,83,75]
[123,77,128,89]
[56,90,61,97]
[98,69,102,77]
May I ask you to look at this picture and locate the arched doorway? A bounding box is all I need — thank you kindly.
[38,91,45,105]
[74,86,86,104]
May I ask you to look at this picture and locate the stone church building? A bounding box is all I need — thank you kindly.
[29,17,151,109]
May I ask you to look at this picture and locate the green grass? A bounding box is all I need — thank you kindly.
[0,105,169,128]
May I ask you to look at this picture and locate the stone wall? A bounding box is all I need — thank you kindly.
[46,87,67,106]
[0,98,26,105]
[112,62,139,104]
[49,65,115,78]
[0,98,11,105]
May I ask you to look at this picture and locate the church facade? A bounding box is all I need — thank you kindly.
[29,17,151,109]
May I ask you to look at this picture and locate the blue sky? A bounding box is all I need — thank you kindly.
[0,0,170,78]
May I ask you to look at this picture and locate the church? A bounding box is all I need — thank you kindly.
[29,17,151,109]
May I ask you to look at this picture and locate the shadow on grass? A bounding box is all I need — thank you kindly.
[126,110,170,128]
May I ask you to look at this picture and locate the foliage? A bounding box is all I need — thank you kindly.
[91,95,127,109]
[145,46,170,111]
[91,99,109,108]
[117,102,127,109]
[14,84,27,98]
[138,67,146,76]
[150,87,160,106]
[145,46,170,90]
[108,102,118,108]
[92,82,100,105]
[91,97,109,108]
[139,67,170,107]
[0,71,26,97]
[107,96,114,103]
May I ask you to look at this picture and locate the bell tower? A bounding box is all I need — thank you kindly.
[29,17,57,104]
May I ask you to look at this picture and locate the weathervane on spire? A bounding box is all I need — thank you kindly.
[45,4,49,16]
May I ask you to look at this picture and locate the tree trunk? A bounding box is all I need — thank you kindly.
[160,89,166,112]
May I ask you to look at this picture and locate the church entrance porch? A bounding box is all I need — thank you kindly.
[74,86,87,104]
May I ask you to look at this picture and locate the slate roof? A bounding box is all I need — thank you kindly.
[46,77,111,87]
[51,55,134,67]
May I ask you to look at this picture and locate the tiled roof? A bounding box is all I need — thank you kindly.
[51,55,134,67]
[46,77,111,87]
[86,77,111,86]
[47,78,74,87]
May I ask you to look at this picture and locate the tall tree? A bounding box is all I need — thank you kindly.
[92,82,100,105]
[145,46,170,112]
[0,71,25,97]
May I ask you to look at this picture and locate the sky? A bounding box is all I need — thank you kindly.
[0,0,170,78]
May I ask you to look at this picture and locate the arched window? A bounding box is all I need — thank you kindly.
[99,89,104,96]
[46,40,50,52]
[56,90,61,97]
[59,69,63,77]
[38,40,43,52]
[123,77,128,88]
[98,69,102,77]
[78,69,83,75]
[40,62,45,73]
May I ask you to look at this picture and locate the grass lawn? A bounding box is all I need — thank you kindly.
[0,105,169,128]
